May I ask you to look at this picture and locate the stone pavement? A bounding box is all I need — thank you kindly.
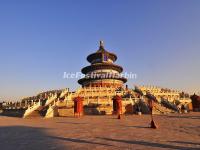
[0,112,200,150]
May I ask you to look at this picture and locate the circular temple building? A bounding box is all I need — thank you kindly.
[78,41,127,88]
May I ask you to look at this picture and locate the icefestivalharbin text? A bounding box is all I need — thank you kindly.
[63,72,137,79]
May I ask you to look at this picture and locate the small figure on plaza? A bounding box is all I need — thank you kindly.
[181,104,188,113]
[136,104,142,115]
[146,92,158,129]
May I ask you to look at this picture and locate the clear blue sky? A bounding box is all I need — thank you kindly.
[0,0,200,101]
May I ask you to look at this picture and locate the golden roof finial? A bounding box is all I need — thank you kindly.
[100,40,104,48]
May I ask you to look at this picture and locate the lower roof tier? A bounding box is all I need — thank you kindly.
[78,76,127,85]
[78,79,125,88]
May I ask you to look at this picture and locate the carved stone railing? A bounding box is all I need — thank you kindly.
[23,100,42,118]
[44,94,57,107]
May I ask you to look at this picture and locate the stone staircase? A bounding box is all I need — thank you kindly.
[161,99,178,112]
[138,99,175,114]
[153,102,175,114]
[23,100,43,118]
[23,89,69,118]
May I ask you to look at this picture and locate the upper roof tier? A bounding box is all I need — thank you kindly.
[87,41,117,63]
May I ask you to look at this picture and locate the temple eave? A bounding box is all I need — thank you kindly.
[81,64,123,74]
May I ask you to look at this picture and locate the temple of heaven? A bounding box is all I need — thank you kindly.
[78,41,127,88]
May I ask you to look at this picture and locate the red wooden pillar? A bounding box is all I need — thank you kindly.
[112,95,122,119]
[191,94,200,111]
[73,97,83,118]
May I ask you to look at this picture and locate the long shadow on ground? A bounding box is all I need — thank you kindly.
[96,137,200,150]
[0,126,66,150]
[168,141,200,146]
[167,115,200,120]
[49,136,115,147]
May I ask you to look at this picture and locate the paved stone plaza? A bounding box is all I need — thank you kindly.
[0,112,200,150]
